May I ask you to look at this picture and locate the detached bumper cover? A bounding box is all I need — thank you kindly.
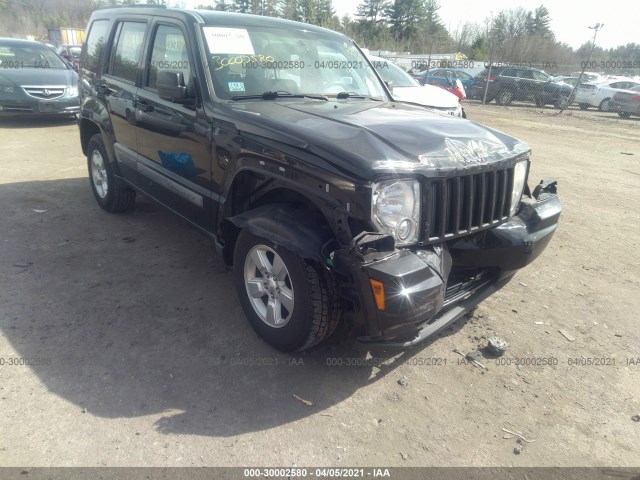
[336,189,561,346]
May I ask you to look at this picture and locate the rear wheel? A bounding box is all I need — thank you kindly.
[598,98,611,112]
[578,103,589,110]
[87,134,136,212]
[554,94,572,109]
[618,111,631,118]
[534,96,546,107]
[233,230,339,351]
[495,89,514,106]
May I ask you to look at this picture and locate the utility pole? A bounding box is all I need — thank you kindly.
[557,23,603,115]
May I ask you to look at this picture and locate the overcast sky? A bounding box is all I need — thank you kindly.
[181,0,638,50]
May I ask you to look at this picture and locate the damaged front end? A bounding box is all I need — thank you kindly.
[332,180,561,347]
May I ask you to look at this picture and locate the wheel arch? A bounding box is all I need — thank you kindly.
[219,169,343,266]
[80,118,102,156]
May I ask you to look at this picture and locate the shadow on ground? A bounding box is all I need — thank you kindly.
[0,177,466,438]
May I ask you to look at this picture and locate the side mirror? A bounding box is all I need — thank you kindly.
[158,70,187,102]
[384,81,393,93]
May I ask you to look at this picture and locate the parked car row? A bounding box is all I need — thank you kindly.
[574,79,640,111]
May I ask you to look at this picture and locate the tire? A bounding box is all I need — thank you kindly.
[618,111,631,118]
[554,94,572,109]
[598,98,611,112]
[233,229,340,352]
[534,96,546,107]
[578,103,589,110]
[87,134,136,212]
[495,89,514,106]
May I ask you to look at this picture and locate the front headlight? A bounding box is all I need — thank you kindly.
[68,85,79,97]
[372,179,421,246]
[510,160,528,216]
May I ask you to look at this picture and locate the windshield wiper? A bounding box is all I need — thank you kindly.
[231,91,328,101]
[335,91,382,100]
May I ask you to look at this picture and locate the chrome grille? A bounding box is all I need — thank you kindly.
[426,167,514,242]
[22,86,65,100]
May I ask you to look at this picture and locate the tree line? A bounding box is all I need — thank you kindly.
[1,0,638,72]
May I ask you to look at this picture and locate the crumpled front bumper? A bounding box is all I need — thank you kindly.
[334,185,561,347]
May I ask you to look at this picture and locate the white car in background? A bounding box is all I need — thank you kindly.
[368,55,465,118]
[574,78,640,111]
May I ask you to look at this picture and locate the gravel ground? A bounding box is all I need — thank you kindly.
[0,103,639,468]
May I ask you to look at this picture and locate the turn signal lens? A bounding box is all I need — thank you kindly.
[369,279,385,311]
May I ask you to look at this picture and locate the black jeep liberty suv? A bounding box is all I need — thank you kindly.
[78,6,561,351]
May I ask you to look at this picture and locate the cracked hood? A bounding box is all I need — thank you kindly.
[227,99,530,180]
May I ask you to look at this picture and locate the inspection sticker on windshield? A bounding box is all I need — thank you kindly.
[203,27,255,55]
[228,82,245,92]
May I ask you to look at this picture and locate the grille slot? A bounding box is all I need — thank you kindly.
[427,167,514,242]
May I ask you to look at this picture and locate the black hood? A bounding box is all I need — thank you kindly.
[225,99,530,180]
[0,68,76,88]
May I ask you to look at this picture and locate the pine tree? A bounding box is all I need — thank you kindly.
[261,0,281,17]
[385,0,426,43]
[531,5,553,39]
[356,0,388,24]
[281,0,299,20]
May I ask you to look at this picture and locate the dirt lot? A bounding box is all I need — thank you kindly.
[0,103,639,468]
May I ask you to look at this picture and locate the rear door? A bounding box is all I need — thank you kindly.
[515,69,537,99]
[102,20,148,175]
[498,68,519,97]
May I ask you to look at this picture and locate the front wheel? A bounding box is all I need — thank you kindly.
[233,230,339,351]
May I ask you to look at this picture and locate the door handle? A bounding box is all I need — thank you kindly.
[135,99,154,112]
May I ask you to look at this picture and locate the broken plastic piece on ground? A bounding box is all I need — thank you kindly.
[487,336,509,356]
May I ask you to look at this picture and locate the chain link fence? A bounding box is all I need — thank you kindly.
[389,57,640,119]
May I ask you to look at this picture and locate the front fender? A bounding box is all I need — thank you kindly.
[228,204,336,262]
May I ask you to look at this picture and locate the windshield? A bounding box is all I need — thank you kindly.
[0,43,68,69]
[371,58,417,88]
[200,25,387,100]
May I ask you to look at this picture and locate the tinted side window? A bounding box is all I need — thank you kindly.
[83,19,110,73]
[518,70,534,79]
[533,70,549,81]
[147,24,191,89]
[110,21,146,82]
[501,69,517,77]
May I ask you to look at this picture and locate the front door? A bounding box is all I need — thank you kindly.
[134,21,213,229]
